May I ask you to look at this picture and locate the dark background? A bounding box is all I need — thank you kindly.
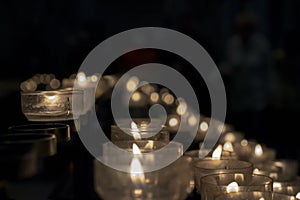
[0,0,299,196]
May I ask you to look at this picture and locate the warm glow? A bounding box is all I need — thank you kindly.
[226,181,239,193]
[212,144,223,160]
[131,122,141,140]
[295,192,300,199]
[130,157,145,182]
[253,168,260,174]
[46,95,57,103]
[132,92,141,102]
[126,76,139,92]
[259,198,265,200]
[144,140,154,149]
[254,144,263,156]
[163,94,174,105]
[90,74,99,82]
[169,118,179,127]
[224,132,235,143]
[132,143,142,155]
[188,115,198,126]
[150,92,159,103]
[241,139,248,147]
[176,100,187,115]
[199,121,209,132]
[223,141,234,152]
[77,72,87,87]
[273,182,282,189]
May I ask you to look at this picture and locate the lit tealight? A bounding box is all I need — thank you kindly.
[295,192,300,199]
[212,144,223,160]
[131,92,141,102]
[169,118,179,127]
[126,76,139,92]
[273,182,282,189]
[199,121,209,132]
[176,99,187,115]
[254,144,263,157]
[150,92,159,103]
[188,115,198,126]
[223,141,234,152]
[226,181,239,193]
[241,139,248,147]
[162,93,174,105]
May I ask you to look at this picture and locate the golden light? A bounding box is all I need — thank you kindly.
[45,95,59,106]
[199,121,209,132]
[188,115,198,126]
[273,182,282,189]
[131,122,141,140]
[144,140,154,149]
[176,99,187,115]
[253,168,260,174]
[150,92,159,103]
[169,118,179,127]
[132,143,142,155]
[295,192,300,199]
[90,74,99,82]
[212,144,223,160]
[241,139,248,147]
[130,157,145,196]
[254,144,263,157]
[224,132,235,143]
[131,92,141,102]
[162,94,174,105]
[226,181,239,193]
[223,141,234,152]
[77,71,87,86]
[126,76,139,92]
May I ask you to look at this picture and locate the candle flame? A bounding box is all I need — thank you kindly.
[132,143,141,155]
[131,122,141,140]
[253,168,260,174]
[254,144,263,156]
[212,144,223,160]
[130,157,145,183]
[226,181,239,193]
[144,141,154,149]
[223,141,234,152]
[126,76,139,92]
[295,192,300,199]
[176,99,187,115]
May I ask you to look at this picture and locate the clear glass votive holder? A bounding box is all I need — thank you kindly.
[200,173,273,200]
[94,155,194,200]
[193,159,253,193]
[21,88,84,122]
[111,118,170,142]
[254,159,299,182]
[273,176,300,197]
[215,191,297,200]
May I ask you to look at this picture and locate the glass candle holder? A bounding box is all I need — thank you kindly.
[95,152,194,200]
[102,140,183,172]
[21,88,84,122]
[215,191,297,200]
[193,159,253,193]
[254,159,299,182]
[8,123,70,142]
[111,118,169,142]
[234,140,276,164]
[273,176,300,197]
[200,173,273,200]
